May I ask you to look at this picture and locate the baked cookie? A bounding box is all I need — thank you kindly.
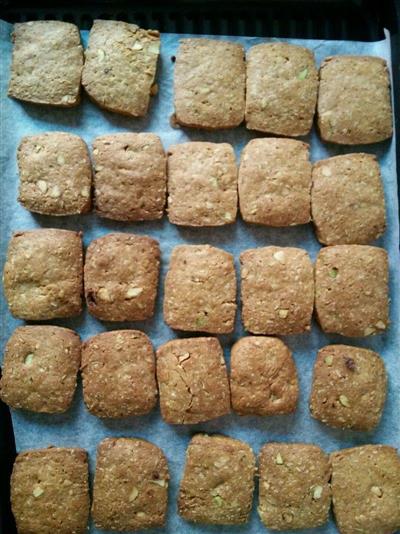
[238,138,311,226]
[167,142,238,226]
[8,20,83,106]
[315,245,389,336]
[81,330,157,418]
[317,55,393,144]
[310,344,387,431]
[178,434,255,524]
[93,133,166,221]
[240,246,314,335]
[258,443,331,530]
[3,229,83,320]
[331,445,400,534]
[84,233,160,321]
[92,437,169,530]
[163,244,236,333]
[174,38,245,129]
[0,326,81,414]
[245,42,318,136]
[11,447,89,534]
[230,336,298,416]
[156,337,230,424]
[18,132,92,216]
[82,20,160,117]
[312,154,386,245]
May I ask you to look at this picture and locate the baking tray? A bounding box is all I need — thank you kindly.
[0,1,399,533]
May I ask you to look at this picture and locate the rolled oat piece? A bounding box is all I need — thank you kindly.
[156,337,230,424]
[330,445,400,534]
[245,42,318,136]
[11,447,90,534]
[8,20,83,106]
[82,20,160,117]
[92,437,169,530]
[258,443,331,530]
[174,38,245,129]
[178,434,255,524]
[317,55,393,144]
[310,344,387,431]
[315,245,389,336]
[3,229,83,320]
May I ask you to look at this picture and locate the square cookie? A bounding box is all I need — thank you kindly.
[230,336,298,416]
[82,20,160,117]
[331,445,400,534]
[156,337,230,424]
[167,142,238,226]
[258,443,331,530]
[92,438,169,530]
[240,246,314,335]
[8,21,83,106]
[312,154,386,245]
[3,229,83,320]
[18,132,92,216]
[245,43,318,136]
[0,326,81,414]
[317,55,393,144]
[84,233,160,322]
[178,434,255,524]
[239,138,311,227]
[310,345,387,431]
[163,245,237,334]
[93,133,166,221]
[11,447,89,534]
[315,245,389,336]
[82,330,157,418]
[174,38,245,129]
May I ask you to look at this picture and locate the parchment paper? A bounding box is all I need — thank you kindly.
[0,19,399,533]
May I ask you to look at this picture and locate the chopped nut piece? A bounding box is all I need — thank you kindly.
[324,355,333,366]
[126,287,143,299]
[329,268,338,278]
[24,353,34,366]
[57,154,65,165]
[276,453,284,465]
[371,486,383,497]
[278,309,289,319]
[283,511,294,522]
[213,495,224,506]
[150,479,166,487]
[273,251,285,263]
[97,48,105,60]
[339,395,350,407]
[376,320,386,330]
[129,487,139,501]
[313,485,323,500]
[37,180,48,193]
[298,68,308,80]
[32,486,44,497]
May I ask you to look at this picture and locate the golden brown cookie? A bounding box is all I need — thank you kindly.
[92,437,169,530]
[156,337,230,424]
[178,434,255,524]
[3,229,83,320]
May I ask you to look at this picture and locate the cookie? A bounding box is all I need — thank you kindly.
[331,445,400,534]
[315,245,389,336]
[310,344,387,431]
[8,21,83,106]
[0,326,81,414]
[81,330,157,418]
[230,336,298,416]
[92,437,169,530]
[311,154,386,245]
[178,434,255,524]
[11,447,89,534]
[82,20,160,117]
[92,133,166,221]
[3,229,83,320]
[174,38,245,129]
[167,142,238,226]
[17,132,92,216]
[238,138,311,227]
[258,443,331,530]
[245,42,318,136]
[156,337,230,424]
[240,246,314,335]
[84,233,160,322]
[163,244,237,334]
[317,55,393,144]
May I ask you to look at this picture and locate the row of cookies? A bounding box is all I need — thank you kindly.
[3,230,389,337]
[8,21,393,145]
[17,131,387,245]
[10,436,400,532]
[0,327,388,433]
